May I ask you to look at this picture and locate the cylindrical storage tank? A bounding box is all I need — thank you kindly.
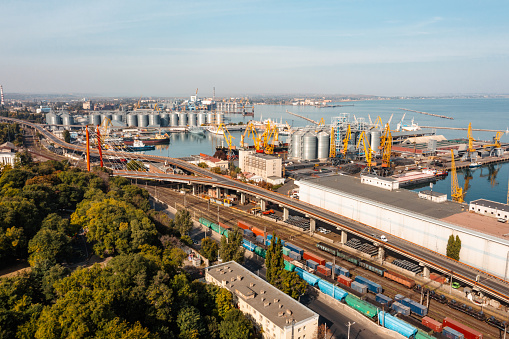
[207,112,214,124]
[149,113,160,126]
[101,113,113,123]
[61,114,74,126]
[45,113,56,125]
[138,114,149,127]
[170,113,179,127]
[197,112,207,126]
[178,112,188,126]
[89,114,101,126]
[302,132,317,160]
[159,113,169,127]
[188,113,197,126]
[112,113,123,122]
[216,112,224,125]
[317,130,330,159]
[292,131,303,158]
[370,131,381,154]
[126,114,138,127]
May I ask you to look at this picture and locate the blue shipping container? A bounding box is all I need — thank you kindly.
[288,251,302,261]
[391,301,411,316]
[306,260,318,269]
[284,242,304,256]
[355,276,382,294]
[442,326,465,339]
[255,235,265,244]
[378,311,417,338]
[394,294,405,301]
[376,294,393,306]
[325,262,349,277]
[244,229,254,237]
[401,298,428,317]
[351,281,368,294]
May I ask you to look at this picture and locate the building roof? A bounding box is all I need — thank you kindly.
[206,261,317,328]
[299,174,463,220]
[419,190,447,198]
[361,173,398,182]
[0,142,17,151]
[470,199,509,213]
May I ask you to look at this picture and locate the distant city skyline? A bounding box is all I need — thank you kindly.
[2,0,508,97]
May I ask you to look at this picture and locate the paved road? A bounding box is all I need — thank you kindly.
[5,117,508,303]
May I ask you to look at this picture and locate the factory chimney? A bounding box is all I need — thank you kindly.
[0,85,4,107]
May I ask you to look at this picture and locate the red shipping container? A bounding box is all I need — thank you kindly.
[443,317,483,339]
[302,252,326,266]
[237,220,252,230]
[384,270,416,289]
[430,273,447,284]
[422,316,442,333]
[283,254,292,262]
[251,226,266,238]
[219,222,231,230]
[316,265,331,277]
[337,274,352,287]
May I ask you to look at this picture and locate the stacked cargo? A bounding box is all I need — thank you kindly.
[429,272,447,284]
[351,281,368,294]
[282,247,291,256]
[292,260,304,269]
[337,275,353,287]
[422,316,442,333]
[285,242,304,256]
[375,294,393,306]
[284,260,295,272]
[218,222,231,231]
[378,311,417,338]
[400,298,427,317]
[316,265,331,277]
[237,220,251,230]
[254,246,266,258]
[303,252,326,266]
[243,229,254,237]
[414,331,436,339]
[384,271,416,288]
[442,327,465,339]
[288,251,302,261]
[325,262,350,277]
[354,276,382,294]
[242,239,256,251]
[442,317,483,339]
[251,226,266,238]
[336,251,360,265]
[255,235,265,244]
[394,294,405,301]
[199,217,213,227]
[391,301,411,316]
[306,260,319,270]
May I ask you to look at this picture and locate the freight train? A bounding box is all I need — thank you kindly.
[199,218,492,338]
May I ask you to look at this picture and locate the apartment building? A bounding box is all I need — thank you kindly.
[238,149,284,185]
[205,261,318,339]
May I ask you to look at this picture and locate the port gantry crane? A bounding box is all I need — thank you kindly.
[218,123,236,170]
[356,131,374,171]
[329,126,336,158]
[467,123,476,155]
[380,123,393,172]
[450,149,464,203]
[342,124,351,156]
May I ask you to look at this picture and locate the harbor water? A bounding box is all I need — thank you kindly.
[145,98,509,204]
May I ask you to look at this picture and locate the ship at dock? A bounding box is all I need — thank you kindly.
[123,132,170,145]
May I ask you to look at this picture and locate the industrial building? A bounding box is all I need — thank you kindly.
[205,261,319,339]
[469,199,509,220]
[239,149,284,185]
[296,174,509,279]
[0,142,18,166]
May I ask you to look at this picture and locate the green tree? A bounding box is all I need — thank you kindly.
[198,162,208,168]
[174,209,193,236]
[265,234,284,285]
[201,237,219,262]
[28,228,71,267]
[14,150,33,168]
[278,270,307,300]
[177,305,204,339]
[215,288,233,319]
[126,160,147,171]
[218,308,253,339]
[446,234,455,259]
[219,227,244,263]
[453,235,462,261]
[62,130,71,143]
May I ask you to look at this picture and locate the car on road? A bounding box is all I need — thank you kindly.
[380,235,388,242]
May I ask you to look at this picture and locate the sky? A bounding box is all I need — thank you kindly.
[1,0,509,97]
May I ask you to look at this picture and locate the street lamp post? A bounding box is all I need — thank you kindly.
[346,322,355,339]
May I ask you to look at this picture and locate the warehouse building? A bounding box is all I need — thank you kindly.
[239,149,284,185]
[205,261,318,339]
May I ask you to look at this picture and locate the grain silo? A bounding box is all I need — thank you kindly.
[127,114,138,127]
[188,113,197,127]
[216,112,224,125]
[170,113,179,126]
[370,130,381,154]
[149,113,160,127]
[61,113,74,126]
[138,114,149,127]
[302,132,317,160]
[178,112,188,126]
[89,114,101,126]
[159,113,169,127]
[317,130,330,159]
[207,112,214,124]
[292,130,304,158]
[197,112,207,126]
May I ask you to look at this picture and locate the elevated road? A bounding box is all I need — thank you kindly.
[3,117,509,303]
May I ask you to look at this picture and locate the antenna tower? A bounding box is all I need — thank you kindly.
[0,85,4,107]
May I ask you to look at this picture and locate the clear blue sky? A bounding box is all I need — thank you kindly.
[2,0,508,97]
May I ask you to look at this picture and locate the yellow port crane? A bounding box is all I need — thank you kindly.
[380,123,392,168]
[342,124,351,155]
[483,131,503,150]
[370,116,383,130]
[356,131,373,170]
[329,126,336,158]
[450,149,464,203]
[218,124,236,168]
[467,123,475,153]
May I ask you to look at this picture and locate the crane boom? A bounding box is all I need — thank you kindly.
[342,124,351,155]
[381,123,392,168]
[356,131,373,169]
[450,149,464,203]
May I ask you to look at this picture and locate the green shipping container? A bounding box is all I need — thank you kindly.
[284,260,296,272]
[211,223,220,233]
[414,331,435,339]
[199,217,212,228]
[254,246,266,259]
[221,229,229,238]
[345,295,379,318]
[282,247,290,256]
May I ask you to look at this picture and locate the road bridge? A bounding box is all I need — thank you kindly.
[3,116,509,304]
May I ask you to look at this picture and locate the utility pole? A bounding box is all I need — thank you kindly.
[346,322,355,339]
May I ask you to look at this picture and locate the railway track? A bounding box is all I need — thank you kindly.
[145,184,501,338]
